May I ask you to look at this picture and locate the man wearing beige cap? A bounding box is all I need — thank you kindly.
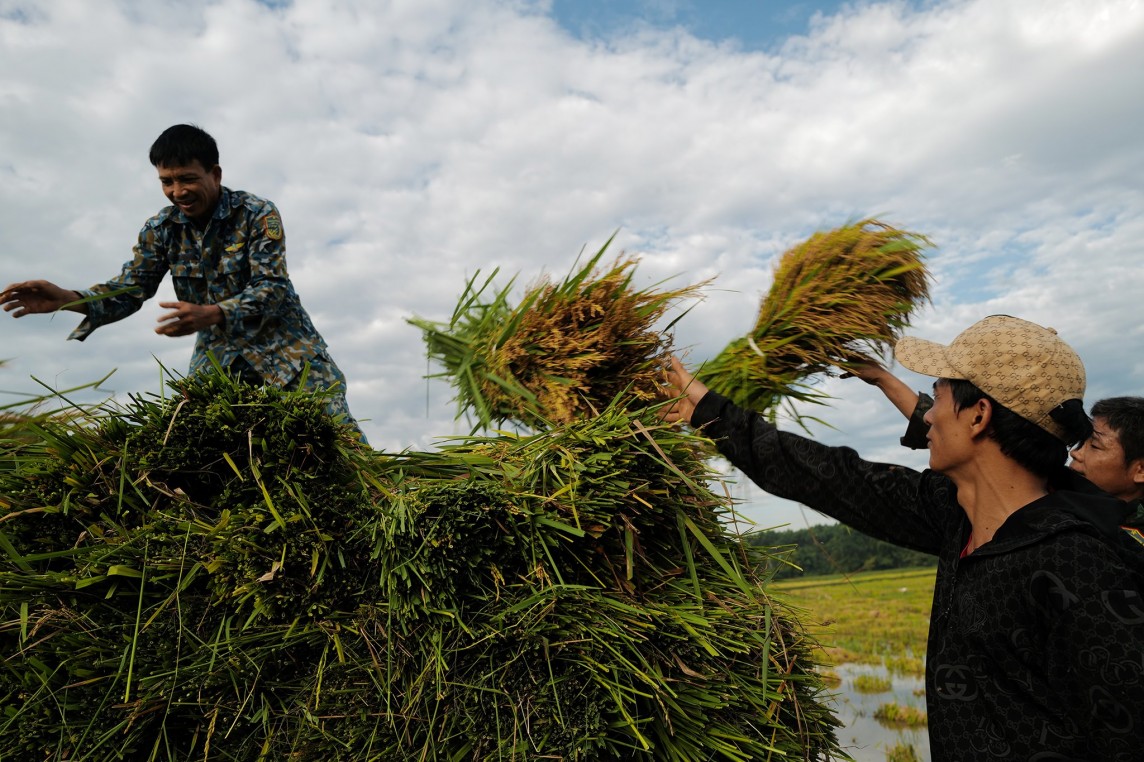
[663,315,1143,761]
[841,355,1144,542]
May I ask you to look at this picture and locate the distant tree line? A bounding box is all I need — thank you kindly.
[747,523,936,579]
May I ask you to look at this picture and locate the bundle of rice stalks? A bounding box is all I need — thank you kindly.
[409,236,705,431]
[697,219,931,419]
[1,370,844,760]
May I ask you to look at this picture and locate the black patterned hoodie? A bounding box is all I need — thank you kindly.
[692,391,1144,762]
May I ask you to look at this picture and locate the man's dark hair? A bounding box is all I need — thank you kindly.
[946,379,1091,479]
[1091,396,1144,465]
[149,124,219,169]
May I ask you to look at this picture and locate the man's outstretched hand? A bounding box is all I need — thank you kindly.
[660,355,709,426]
[155,302,224,337]
[0,280,83,316]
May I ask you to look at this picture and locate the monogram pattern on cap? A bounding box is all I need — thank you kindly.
[895,315,1085,441]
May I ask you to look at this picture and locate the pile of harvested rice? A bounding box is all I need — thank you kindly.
[0,372,843,760]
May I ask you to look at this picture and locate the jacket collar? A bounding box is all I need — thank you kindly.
[972,468,1132,557]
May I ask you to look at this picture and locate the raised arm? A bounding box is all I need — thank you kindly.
[842,362,920,419]
[661,355,952,554]
[843,362,932,450]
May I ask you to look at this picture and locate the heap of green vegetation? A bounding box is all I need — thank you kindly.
[750,524,936,579]
[0,370,844,760]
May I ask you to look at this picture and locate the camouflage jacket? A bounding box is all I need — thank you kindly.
[71,188,341,389]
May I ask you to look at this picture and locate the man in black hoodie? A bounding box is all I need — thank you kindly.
[846,366,1144,543]
[663,315,1143,761]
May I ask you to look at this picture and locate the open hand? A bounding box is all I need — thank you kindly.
[0,280,82,316]
[155,301,223,337]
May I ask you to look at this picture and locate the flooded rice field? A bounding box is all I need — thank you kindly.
[828,662,930,761]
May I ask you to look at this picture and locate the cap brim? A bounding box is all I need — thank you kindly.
[894,337,966,380]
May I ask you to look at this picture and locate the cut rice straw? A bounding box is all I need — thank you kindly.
[409,234,708,431]
[697,218,932,423]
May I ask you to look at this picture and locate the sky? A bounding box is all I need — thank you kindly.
[2,0,1142,531]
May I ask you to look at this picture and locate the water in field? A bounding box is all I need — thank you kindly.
[827,663,930,761]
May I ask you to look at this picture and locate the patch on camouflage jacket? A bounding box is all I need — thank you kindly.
[263,213,283,240]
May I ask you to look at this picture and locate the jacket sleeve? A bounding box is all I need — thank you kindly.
[213,201,290,337]
[900,391,933,450]
[692,390,954,555]
[68,224,170,341]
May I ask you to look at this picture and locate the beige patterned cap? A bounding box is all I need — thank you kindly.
[894,315,1086,441]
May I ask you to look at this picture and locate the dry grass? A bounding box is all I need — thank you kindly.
[483,256,699,424]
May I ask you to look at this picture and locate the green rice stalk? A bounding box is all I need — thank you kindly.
[698,218,932,421]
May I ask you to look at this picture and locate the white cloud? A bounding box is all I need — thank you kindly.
[2,0,1142,527]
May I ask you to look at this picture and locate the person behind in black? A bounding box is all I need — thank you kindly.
[662,315,1143,761]
[1064,396,1144,538]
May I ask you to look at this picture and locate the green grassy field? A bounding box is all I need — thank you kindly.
[774,567,935,674]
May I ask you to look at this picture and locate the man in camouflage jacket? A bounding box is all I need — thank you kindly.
[1,124,360,434]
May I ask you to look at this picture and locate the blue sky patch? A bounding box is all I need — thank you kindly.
[550,0,850,51]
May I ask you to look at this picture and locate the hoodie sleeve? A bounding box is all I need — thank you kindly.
[692,390,956,555]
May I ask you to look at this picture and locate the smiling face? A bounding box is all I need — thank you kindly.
[1069,416,1144,501]
[157,160,221,225]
